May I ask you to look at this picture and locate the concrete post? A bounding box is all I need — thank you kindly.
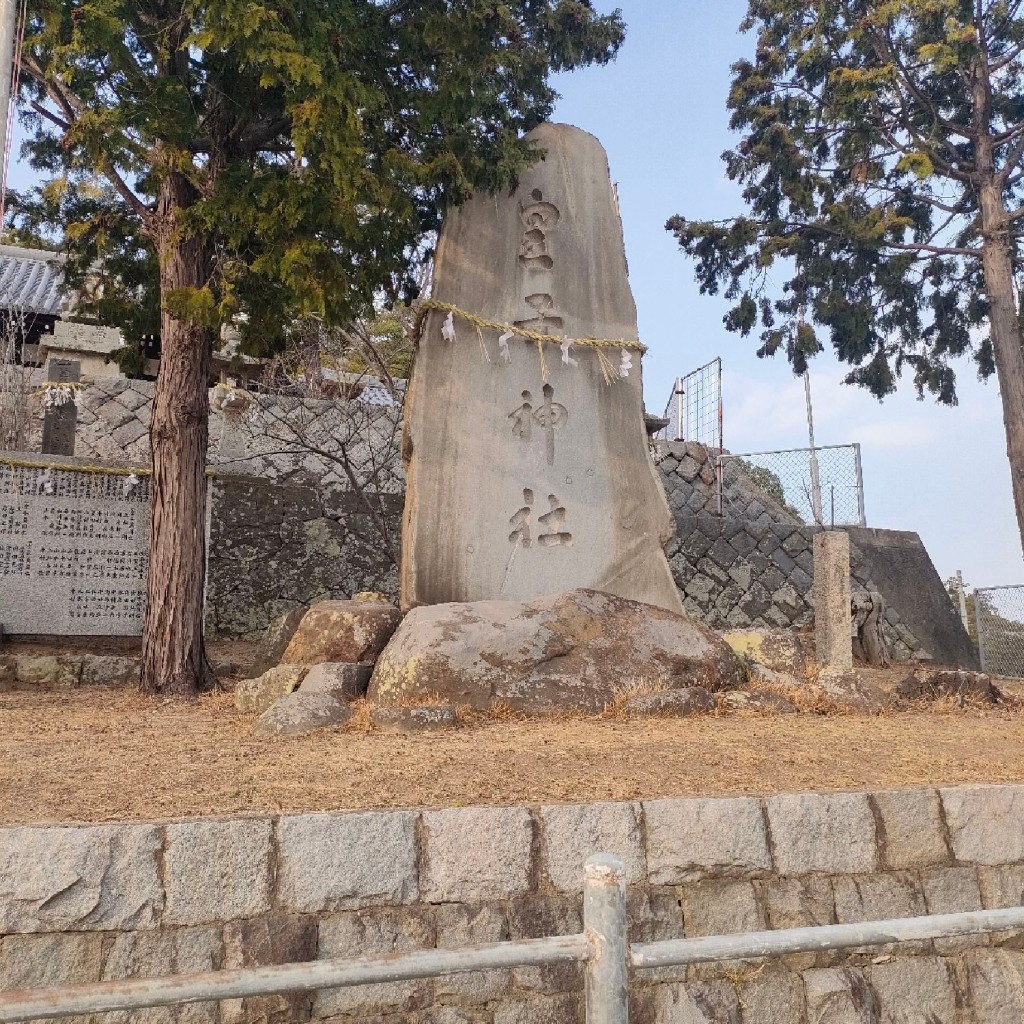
[584,853,628,1024]
[813,530,852,671]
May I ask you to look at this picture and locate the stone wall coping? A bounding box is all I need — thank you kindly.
[3,784,1024,934]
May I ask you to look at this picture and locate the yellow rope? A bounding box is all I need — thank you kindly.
[420,299,647,355]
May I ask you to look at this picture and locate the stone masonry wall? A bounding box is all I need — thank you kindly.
[67,379,406,495]
[655,442,928,661]
[3,785,1024,1024]
[10,383,934,655]
[206,476,400,639]
[666,514,929,662]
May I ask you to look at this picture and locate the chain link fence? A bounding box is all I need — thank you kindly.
[655,357,723,450]
[717,444,867,527]
[975,585,1024,678]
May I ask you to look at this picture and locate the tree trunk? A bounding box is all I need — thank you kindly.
[140,171,215,695]
[978,181,1024,559]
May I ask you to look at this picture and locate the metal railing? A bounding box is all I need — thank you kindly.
[717,443,866,527]
[656,358,723,450]
[4,854,1024,1024]
[976,584,1024,678]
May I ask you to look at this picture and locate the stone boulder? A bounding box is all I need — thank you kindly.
[896,668,1004,705]
[623,688,716,718]
[255,692,352,737]
[371,706,458,734]
[234,666,308,714]
[246,607,306,679]
[283,599,403,666]
[719,689,799,714]
[817,670,887,713]
[369,589,745,714]
[721,628,810,677]
[299,663,373,702]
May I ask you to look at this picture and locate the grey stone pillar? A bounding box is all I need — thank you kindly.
[813,530,852,671]
[40,358,80,456]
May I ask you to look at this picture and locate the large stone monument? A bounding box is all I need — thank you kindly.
[401,123,682,613]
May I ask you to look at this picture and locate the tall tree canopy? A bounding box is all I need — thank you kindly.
[15,0,625,695]
[668,0,1024,553]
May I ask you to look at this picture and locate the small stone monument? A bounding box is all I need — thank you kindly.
[401,123,682,613]
[40,359,80,457]
[813,530,853,671]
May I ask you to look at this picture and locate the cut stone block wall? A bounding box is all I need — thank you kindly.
[206,475,399,639]
[3,784,1024,1024]
[71,379,406,495]
[3,384,969,660]
[666,514,929,661]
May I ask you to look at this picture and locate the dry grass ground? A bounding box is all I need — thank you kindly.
[4,679,1024,826]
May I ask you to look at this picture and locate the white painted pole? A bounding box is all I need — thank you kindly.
[804,369,823,524]
[956,569,970,633]
[0,0,17,208]
[584,853,629,1024]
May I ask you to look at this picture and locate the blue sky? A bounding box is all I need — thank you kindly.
[551,1,1020,591]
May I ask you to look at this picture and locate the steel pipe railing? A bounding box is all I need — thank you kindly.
[3,855,1024,1024]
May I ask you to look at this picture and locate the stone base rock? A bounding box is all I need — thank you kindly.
[746,663,805,691]
[370,589,744,714]
[235,666,308,714]
[371,706,458,734]
[719,689,799,714]
[896,669,1004,705]
[245,607,306,679]
[283,599,402,666]
[299,663,373,702]
[255,692,352,736]
[721,629,810,677]
[623,688,716,718]
[818,670,887,713]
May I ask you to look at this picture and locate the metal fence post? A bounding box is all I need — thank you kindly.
[584,854,628,1024]
[975,588,988,672]
[853,443,867,527]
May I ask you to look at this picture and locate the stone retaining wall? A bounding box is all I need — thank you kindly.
[206,475,400,638]
[4,385,958,658]
[2,785,1024,1023]
[666,514,929,662]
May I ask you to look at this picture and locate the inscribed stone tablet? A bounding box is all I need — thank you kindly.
[0,458,148,635]
[401,123,682,613]
[40,359,80,457]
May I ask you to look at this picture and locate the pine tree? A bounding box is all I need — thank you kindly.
[669,1,1024,552]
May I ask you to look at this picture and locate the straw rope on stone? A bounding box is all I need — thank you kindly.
[419,298,646,384]
[0,454,219,479]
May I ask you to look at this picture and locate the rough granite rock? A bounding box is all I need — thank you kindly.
[400,122,683,615]
[896,668,1004,705]
[369,588,744,713]
[624,688,716,717]
[817,670,887,713]
[245,607,306,679]
[78,655,140,688]
[255,691,352,736]
[370,705,458,734]
[282,599,402,666]
[719,689,799,714]
[720,628,809,676]
[299,662,373,701]
[234,665,308,714]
